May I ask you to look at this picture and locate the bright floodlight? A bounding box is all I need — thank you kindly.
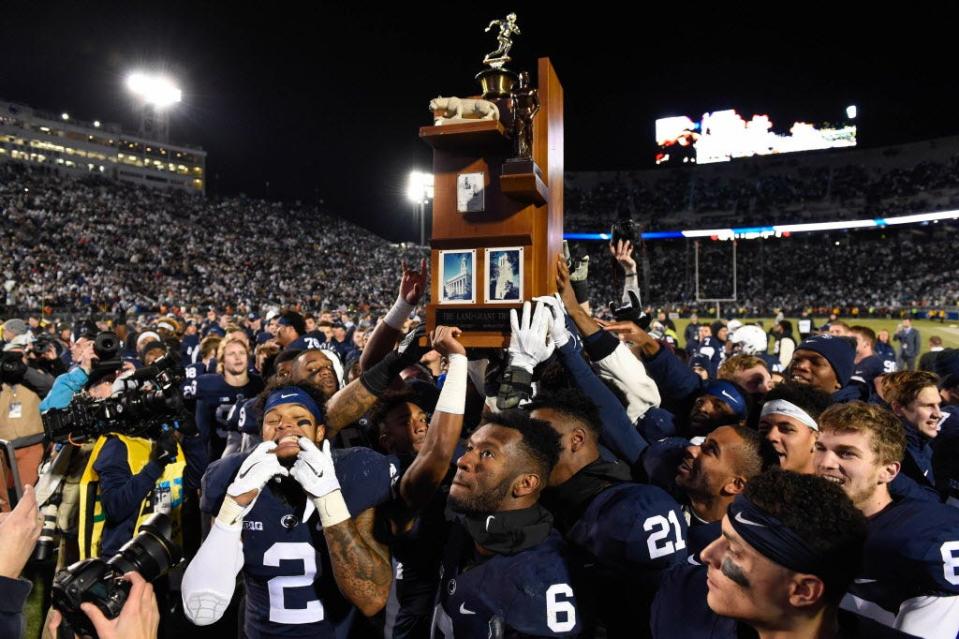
[61,113,69,121]
[846,105,857,119]
[406,171,434,203]
[126,72,182,109]
[93,120,101,128]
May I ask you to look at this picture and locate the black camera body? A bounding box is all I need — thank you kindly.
[42,354,196,443]
[610,219,636,245]
[52,513,181,638]
[0,351,27,385]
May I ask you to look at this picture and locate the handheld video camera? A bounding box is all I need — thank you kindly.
[42,354,196,443]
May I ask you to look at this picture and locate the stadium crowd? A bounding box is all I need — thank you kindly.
[0,163,427,316]
[3,162,957,322]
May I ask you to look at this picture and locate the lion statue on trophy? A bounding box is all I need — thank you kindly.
[429,96,500,125]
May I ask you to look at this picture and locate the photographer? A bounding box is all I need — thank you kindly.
[1,335,53,487]
[78,426,185,562]
[40,322,106,413]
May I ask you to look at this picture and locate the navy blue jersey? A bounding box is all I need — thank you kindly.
[685,518,721,557]
[842,496,959,634]
[223,395,262,435]
[288,335,323,351]
[876,342,898,374]
[759,352,783,374]
[180,334,200,366]
[434,525,581,638]
[567,482,688,574]
[854,355,885,389]
[562,482,687,638]
[200,446,399,639]
[651,560,737,639]
[691,337,724,378]
[933,408,959,505]
[192,373,264,442]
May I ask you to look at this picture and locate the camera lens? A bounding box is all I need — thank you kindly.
[107,513,182,582]
[94,331,121,360]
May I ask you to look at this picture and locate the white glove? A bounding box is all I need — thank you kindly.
[291,438,351,528]
[227,441,288,499]
[290,438,341,500]
[533,294,571,348]
[219,441,288,526]
[509,301,554,373]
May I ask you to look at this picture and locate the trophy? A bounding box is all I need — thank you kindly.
[419,15,564,347]
[476,13,521,99]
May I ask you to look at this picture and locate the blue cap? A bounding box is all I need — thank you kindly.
[795,334,856,387]
[703,380,748,418]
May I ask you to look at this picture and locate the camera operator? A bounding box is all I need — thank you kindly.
[27,331,68,379]
[3,324,55,400]
[40,322,107,413]
[76,373,188,559]
[1,333,54,487]
[80,438,182,552]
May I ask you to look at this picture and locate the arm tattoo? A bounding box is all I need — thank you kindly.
[323,507,392,616]
[324,380,379,436]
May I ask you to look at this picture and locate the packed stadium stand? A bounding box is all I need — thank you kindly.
[2,135,958,316]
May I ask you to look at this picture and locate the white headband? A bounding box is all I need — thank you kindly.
[760,399,819,432]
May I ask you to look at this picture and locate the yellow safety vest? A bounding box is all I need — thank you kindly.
[78,433,186,559]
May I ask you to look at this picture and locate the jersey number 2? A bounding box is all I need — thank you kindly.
[263,542,325,623]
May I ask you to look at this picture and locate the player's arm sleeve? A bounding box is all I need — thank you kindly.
[894,595,959,639]
[584,331,661,421]
[181,519,245,626]
[183,457,246,625]
[557,338,647,464]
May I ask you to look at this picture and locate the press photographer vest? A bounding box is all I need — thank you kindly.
[78,433,186,559]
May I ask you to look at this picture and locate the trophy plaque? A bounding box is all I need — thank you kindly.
[420,14,564,347]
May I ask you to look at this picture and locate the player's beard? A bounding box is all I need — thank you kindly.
[448,473,514,515]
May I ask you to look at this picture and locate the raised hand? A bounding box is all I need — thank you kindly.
[399,258,428,306]
[430,325,465,357]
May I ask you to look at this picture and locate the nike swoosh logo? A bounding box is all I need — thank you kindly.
[459,603,476,615]
[687,555,701,566]
[853,578,878,584]
[734,511,766,528]
[721,390,737,403]
[485,515,495,532]
[237,460,261,479]
[280,393,298,399]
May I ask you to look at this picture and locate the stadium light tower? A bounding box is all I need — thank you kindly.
[125,71,182,142]
[406,170,434,247]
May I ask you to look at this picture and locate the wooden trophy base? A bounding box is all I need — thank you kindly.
[427,304,518,348]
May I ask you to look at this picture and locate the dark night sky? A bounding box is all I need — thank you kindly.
[1,3,956,240]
